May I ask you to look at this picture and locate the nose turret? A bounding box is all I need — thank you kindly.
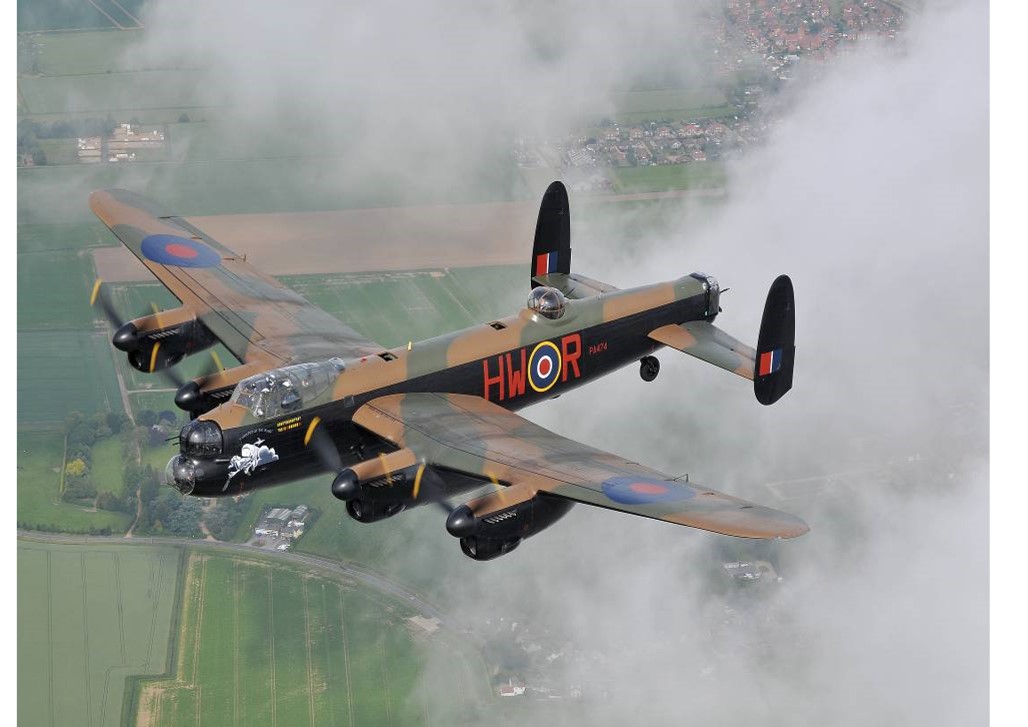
[165,456,196,495]
[179,419,223,456]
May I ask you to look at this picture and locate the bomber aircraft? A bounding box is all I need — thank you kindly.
[90,182,807,560]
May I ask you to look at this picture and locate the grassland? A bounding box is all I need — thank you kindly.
[17,432,134,532]
[17,248,100,329]
[280,265,524,348]
[610,163,727,193]
[17,329,124,426]
[19,0,117,32]
[31,30,140,74]
[135,550,489,727]
[596,87,737,125]
[17,540,182,727]
[91,436,127,496]
[20,69,209,117]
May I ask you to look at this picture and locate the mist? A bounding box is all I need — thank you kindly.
[108,0,990,723]
[418,2,986,725]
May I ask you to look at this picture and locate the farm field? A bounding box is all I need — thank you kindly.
[30,29,141,75]
[19,69,209,116]
[17,248,99,329]
[280,265,524,347]
[577,87,738,125]
[17,432,133,533]
[17,540,181,727]
[610,88,729,114]
[610,162,727,193]
[18,0,146,32]
[136,550,489,727]
[17,328,123,426]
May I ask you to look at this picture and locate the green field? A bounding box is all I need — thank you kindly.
[17,540,181,727]
[31,29,141,75]
[16,222,112,253]
[17,248,99,329]
[91,436,127,496]
[17,432,134,532]
[18,329,124,426]
[19,0,126,32]
[136,550,488,727]
[591,87,738,124]
[610,162,727,193]
[19,68,209,116]
[280,266,524,348]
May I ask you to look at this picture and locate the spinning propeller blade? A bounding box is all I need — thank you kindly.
[304,417,342,473]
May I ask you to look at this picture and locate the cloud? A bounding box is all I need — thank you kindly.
[400,2,987,724]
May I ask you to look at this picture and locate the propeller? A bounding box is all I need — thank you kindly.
[91,279,140,350]
[304,417,454,514]
[92,279,225,411]
[303,416,342,473]
[410,463,457,515]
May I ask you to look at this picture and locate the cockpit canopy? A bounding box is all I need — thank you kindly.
[527,286,567,320]
[230,358,345,419]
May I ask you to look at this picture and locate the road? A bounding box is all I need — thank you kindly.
[16,529,464,635]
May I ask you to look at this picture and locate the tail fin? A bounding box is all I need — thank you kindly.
[531,181,571,287]
[530,181,617,298]
[753,275,795,405]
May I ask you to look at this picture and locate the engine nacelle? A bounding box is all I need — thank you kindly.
[446,489,574,561]
[330,449,433,524]
[345,499,406,523]
[115,309,218,373]
[127,347,185,373]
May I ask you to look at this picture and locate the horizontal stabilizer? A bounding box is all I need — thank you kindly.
[649,321,756,380]
[753,275,795,405]
[533,272,619,299]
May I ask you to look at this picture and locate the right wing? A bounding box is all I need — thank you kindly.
[91,188,383,367]
[353,392,808,539]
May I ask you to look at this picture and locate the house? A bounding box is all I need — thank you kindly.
[498,679,526,697]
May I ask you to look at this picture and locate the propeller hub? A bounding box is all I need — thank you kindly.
[174,381,203,411]
[445,505,478,538]
[112,322,139,351]
[331,470,360,501]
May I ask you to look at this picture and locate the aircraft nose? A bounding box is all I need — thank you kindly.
[165,455,196,495]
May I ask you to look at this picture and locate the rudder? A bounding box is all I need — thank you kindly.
[753,275,796,406]
[531,181,571,287]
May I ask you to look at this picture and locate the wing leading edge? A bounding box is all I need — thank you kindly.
[353,392,808,539]
[90,188,383,367]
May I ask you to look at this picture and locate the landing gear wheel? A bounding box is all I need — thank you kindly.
[640,356,660,382]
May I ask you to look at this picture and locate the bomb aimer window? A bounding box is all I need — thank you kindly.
[527,287,566,320]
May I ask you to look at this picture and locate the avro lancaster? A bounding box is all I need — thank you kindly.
[90,182,806,560]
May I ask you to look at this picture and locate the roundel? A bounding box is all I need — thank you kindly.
[140,234,221,268]
[528,340,562,393]
[601,476,696,505]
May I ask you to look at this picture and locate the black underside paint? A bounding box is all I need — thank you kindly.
[191,294,708,496]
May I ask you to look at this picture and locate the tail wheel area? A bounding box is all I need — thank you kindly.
[640,356,660,382]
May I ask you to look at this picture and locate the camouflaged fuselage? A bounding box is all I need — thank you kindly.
[188,275,715,495]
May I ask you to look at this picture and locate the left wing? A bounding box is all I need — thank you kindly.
[353,393,808,539]
[90,188,382,367]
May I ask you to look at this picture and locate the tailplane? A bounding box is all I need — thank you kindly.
[647,274,796,406]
